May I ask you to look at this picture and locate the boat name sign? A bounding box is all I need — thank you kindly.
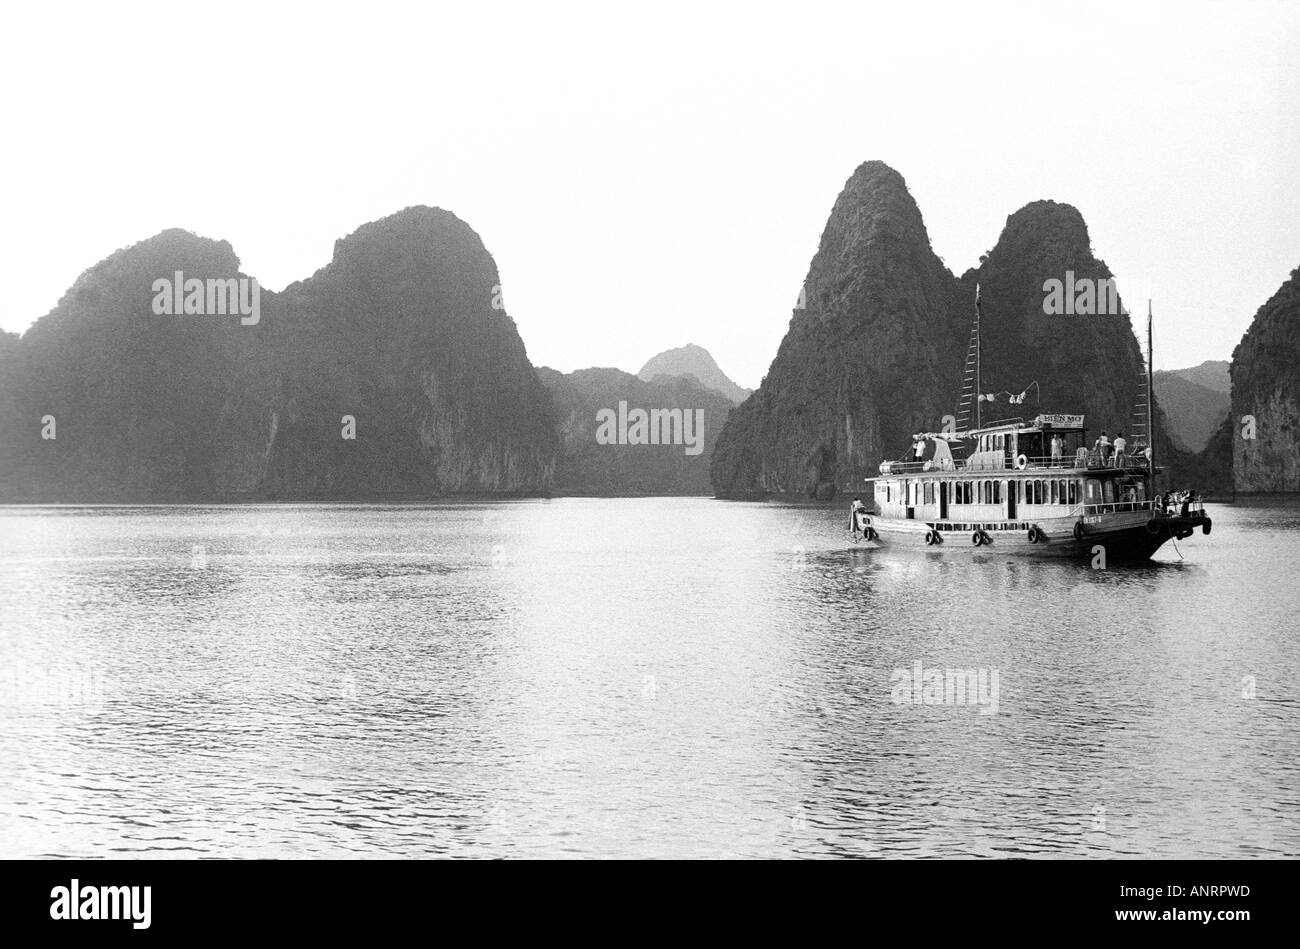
[1036,414,1084,428]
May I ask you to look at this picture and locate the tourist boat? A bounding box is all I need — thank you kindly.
[851,295,1211,560]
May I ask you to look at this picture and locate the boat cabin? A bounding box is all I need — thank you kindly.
[871,414,1152,525]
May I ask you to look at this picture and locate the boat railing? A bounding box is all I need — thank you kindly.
[1072,498,1206,517]
[1018,452,1152,471]
[1073,499,1157,516]
[879,451,1153,475]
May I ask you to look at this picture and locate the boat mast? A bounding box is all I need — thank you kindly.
[1147,300,1155,473]
[956,284,982,435]
[975,283,982,430]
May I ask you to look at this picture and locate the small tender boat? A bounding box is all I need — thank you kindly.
[850,295,1210,561]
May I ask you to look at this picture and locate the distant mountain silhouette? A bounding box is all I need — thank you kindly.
[538,366,733,494]
[637,344,751,405]
[0,209,557,501]
[1153,369,1229,453]
[710,161,1186,499]
[1170,359,1230,393]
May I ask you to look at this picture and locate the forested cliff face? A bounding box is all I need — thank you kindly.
[0,208,557,501]
[970,201,1142,439]
[709,161,968,499]
[262,208,557,497]
[710,163,1183,499]
[1231,266,1300,492]
[969,200,1184,474]
[4,230,269,500]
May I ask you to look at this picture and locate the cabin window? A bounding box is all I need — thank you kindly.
[924,481,934,505]
[1050,480,1058,504]
[1069,481,1078,505]
[993,480,1001,504]
[1103,480,1115,503]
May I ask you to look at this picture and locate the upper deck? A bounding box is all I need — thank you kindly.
[878,413,1150,478]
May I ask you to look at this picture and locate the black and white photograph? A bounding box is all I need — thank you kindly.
[0,0,1295,933]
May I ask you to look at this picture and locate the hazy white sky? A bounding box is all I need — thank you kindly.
[2,0,1296,388]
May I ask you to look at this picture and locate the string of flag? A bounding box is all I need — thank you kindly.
[977,380,1039,405]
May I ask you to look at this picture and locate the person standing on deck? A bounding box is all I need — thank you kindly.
[1095,431,1111,465]
[849,496,864,534]
[1113,432,1127,467]
[1051,434,1063,467]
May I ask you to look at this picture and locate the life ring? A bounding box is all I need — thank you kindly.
[1202,519,1212,536]
[864,526,877,541]
[1073,521,1086,543]
[925,530,936,545]
[971,530,985,546]
[1145,519,1161,536]
[1027,526,1041,544]
[1016,454,1028,470]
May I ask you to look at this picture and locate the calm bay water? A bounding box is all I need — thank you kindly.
[1,498,1298,859]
